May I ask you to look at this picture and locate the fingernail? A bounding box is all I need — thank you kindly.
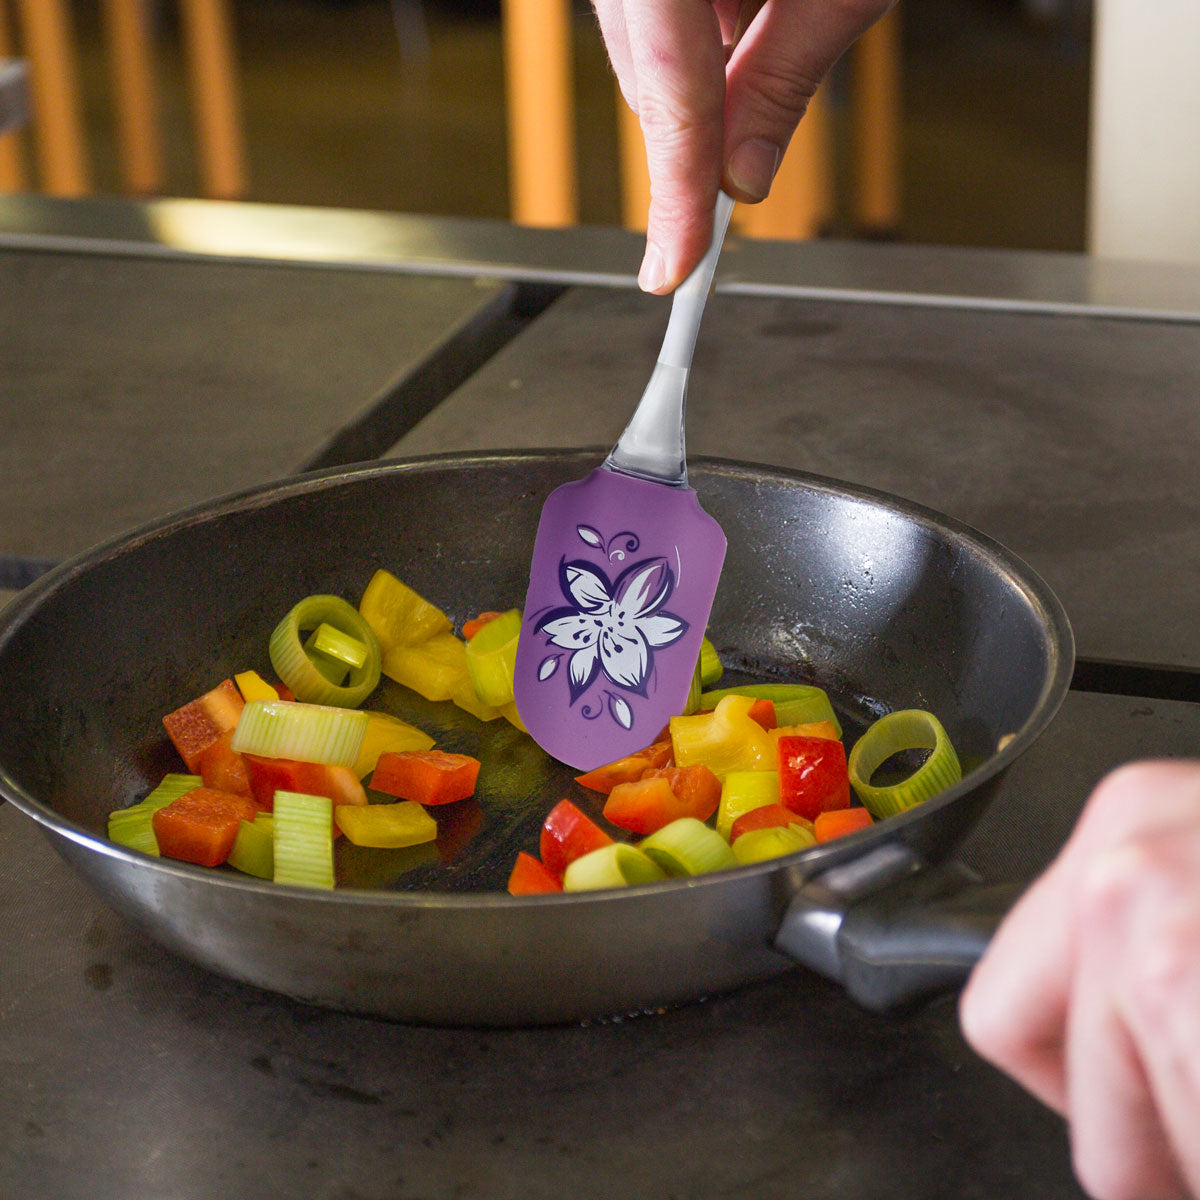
[727,138,781,201]
[638,243,666,293]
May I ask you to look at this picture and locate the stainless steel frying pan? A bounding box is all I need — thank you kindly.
[0,452,1072,1025]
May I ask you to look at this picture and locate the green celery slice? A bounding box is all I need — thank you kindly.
[272,791,335,889]
[699,637,723,687]
[303,629,351,686]
[107,774,203,855]
[848,709,962,819]
[716,771,781,840]
[310,622,369,668]
[563,843,667,891]
[464,608,522,707]
[732,823,816,865]
[228,815,274,879]
[640,818,737,876]
[699,683,842,737]
[231,699,368,767]
[269,594,382,708]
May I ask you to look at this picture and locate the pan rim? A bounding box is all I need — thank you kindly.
[0,449,1074,905]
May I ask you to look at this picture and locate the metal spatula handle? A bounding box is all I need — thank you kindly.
[606,191,736,486]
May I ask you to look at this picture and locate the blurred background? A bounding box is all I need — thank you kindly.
[0,0,1094,251]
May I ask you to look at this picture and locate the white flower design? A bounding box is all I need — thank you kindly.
[536,556,689,704]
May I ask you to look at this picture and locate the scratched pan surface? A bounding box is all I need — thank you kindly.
[0,452,1071,1025]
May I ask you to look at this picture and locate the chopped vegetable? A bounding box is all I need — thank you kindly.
[463,611,504,641]
[234,670,281,703]
[715,770,780,840]
[603,764,721,834]
[464,608,522,707]
[813,807,875,842]
[382,632,469,702]
[776,735,851,822]
[847,709,962,818]
[728,803,810,843]
[768,719,840,745]
[272,790,335,889]
[747,698,777,730]
[359,569,453,649]
[242,753,367,812]
[108,774,205,856]
[351,710,435,779]
[698,637,723,687]
[152,786,258,867]
[230,699,368,767]
[574,740,673,795]
[670,695,774,777]
[562,843,667,891]
[731,823,817,865]
[539,799,613,878]
[334,801,437,848]
[197,730,252,797]
[507,851,564,895]
[639,817,736,876]
[370,749,481,806]
[269,594,382,708]
[228,814,275,879]
[448,676,505,723]
[162,679,245,772]
[698,683,842,738]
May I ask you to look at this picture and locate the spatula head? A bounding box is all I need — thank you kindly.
[514,467,727,770]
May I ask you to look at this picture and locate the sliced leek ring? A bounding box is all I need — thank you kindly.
[848,709,962,819]
[269,594,382,708]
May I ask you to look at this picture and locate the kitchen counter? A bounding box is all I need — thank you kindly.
[3,197,1199,1200]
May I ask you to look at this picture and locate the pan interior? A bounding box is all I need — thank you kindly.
[0,456,1063,893]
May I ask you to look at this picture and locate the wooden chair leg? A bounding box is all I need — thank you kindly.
[0,0,27,192]
[15,0,90,195]
[178,0,246,199]
[501,0,577,227]
[733,83,833,241]
[850,6,902,235]
[102,0,164,195]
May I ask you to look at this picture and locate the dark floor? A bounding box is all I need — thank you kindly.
[20,0,1092,252]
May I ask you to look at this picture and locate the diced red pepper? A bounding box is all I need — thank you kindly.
[152,786,258,867]
[507,851,564,895]
[729,802,809,843]
[603,764,722,835]
[747,698,778,730]
[243,753,367,812]
[574,740,673,795]
[371,750,481,806]
[539,799,613,878]
[813,807,874,843]
[197,730,252,799]
[462,611,504,641]
[162,679,245,772]
[776,735,851,822]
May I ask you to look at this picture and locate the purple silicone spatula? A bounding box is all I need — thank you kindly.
[513,192,735,770]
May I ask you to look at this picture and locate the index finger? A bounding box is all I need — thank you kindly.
[619,0,727,292]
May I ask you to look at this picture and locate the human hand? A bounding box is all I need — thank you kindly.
[960,760,1200,1199]
[592,0,894,293]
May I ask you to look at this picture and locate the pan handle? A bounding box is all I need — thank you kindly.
[774,846,1024,1012]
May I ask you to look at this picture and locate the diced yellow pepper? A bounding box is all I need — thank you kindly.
[235,669,280,703]
[716,771,781,840]
[768,720,840,745]
[449,676,504,722]
[352,711,436,778]
[334,801,438,848]
[670,695,774,777]
[382,632,469,702]
[358,569,452,652]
